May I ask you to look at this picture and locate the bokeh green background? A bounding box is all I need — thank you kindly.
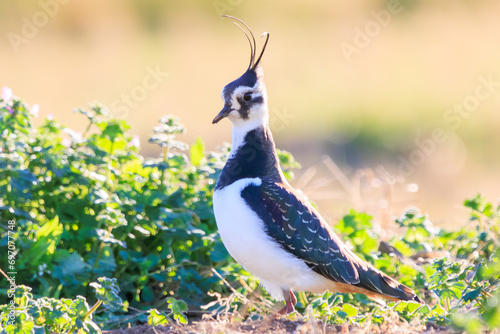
[1,0,499,227]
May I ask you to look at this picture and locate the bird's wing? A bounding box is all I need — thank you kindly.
[240,179,361,285]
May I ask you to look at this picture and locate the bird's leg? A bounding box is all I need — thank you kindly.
[277,289,296,315]
[289,290,297,306]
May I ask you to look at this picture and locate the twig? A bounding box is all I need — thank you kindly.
[321,155,361,209]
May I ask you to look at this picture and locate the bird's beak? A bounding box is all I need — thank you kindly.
[212,106,232,124]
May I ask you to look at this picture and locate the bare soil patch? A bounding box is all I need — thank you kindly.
[104,318,453,334]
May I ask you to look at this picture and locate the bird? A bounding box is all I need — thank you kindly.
[212,16,423,314]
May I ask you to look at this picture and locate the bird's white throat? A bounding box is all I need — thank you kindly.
[229,107,269,158]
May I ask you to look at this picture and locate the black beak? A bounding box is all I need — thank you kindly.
[212,106,232,124]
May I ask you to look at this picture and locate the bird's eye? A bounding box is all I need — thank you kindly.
[243,93,252,101]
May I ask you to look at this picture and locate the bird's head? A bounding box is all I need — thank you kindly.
[212,17,270,128]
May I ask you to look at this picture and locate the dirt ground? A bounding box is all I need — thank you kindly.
[103,318,453,334]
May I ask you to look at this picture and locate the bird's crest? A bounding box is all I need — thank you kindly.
[222,15,270,71]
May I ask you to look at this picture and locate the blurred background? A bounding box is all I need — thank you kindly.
[1,0,499,232]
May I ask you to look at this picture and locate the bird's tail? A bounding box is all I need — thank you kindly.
[355,265,423,304]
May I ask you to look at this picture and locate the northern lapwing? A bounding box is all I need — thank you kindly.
[212,16,423,314]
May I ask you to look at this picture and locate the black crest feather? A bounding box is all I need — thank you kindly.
[222,15,270,70]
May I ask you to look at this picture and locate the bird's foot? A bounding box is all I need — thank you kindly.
[289,290,297,306]
[277,301,296,315]
[277,289,297,315]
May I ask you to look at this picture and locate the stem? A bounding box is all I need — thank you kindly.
[65,300,102,334]
[6,174,12,205]
[109,176,119,195]
[66,324,77,334]
[92,226,113,271]
[159,169,165,193]
[92,242,105,271]
[83,300,103,323]
[159,147,168,193]
[91,216,104,273]
[476,298,485,312]
[107,141,115,188]
[82,121,93,138]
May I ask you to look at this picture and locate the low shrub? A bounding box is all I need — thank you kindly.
[0,89,498,333]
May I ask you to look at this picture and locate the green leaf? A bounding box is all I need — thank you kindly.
[341,303,358,318]
[37,215,63,239]
[462,287,482,303]
[464,194,483,212]
[431,304,446,317]
[14,285,33,308]
[21,216,63,264]
[190,137,205,166]
[141,286,155,303]
[336,310,348,320]
[149,134,188,150]
[94,229,126,248]
[210,242,230,262]
[84,321,101,334]
[167,297,188,324]
[277,149,301,180]
[69,296,90,319]
[149,116,188,149]
[89,277,123,311]
[406,301,421,313]
[101,120,130,142]
[394,301,409,312]
[4,311,34,334]
[53,252,91,285]
[148,309,170,326]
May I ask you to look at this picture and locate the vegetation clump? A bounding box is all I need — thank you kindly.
[0,91,498,333]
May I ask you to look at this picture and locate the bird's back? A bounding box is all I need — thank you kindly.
[241,179,423,304]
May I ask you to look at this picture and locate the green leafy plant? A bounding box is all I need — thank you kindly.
[0,89,499,333]
[0,278,122,334]
[0,90,295,330]
[147,297,188,325]
[300,197,499,331]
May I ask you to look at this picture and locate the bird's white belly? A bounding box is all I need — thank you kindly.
[213,178,331,299]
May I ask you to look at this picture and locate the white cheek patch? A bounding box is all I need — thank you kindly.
[230,86,250,109]
[229,81,263,116]
[231,94,241,111]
